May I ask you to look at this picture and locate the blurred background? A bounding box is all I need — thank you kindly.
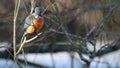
[0,0,120,68]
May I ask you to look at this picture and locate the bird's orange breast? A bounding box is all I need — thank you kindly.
[33,17,44,33]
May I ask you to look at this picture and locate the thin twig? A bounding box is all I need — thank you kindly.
[13,0,21,66]
[22,48,28,67]
[25,32,42,43]
[42,2,56,14]
[16,36,26,55]
[30,0,35,14]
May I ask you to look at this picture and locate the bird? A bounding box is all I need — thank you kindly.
[24,7,45,35]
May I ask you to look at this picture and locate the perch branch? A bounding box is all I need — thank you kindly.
[16,32,42,55]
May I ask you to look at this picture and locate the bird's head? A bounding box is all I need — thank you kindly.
[34,7,42,16]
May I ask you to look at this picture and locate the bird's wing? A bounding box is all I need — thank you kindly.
[24,14,34,29]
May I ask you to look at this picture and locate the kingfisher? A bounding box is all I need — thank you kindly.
[24,7,45,35]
